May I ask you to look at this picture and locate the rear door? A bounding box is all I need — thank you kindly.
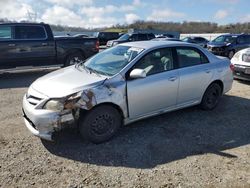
[127,47,179,119]
[176,47,214,107]
[13,25,56,67]
[0,25,17,68]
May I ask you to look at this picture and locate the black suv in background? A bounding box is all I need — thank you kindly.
[106,33,155,47]
[207,34,250,59]
[181,36,209,48]
[94,32,120,46]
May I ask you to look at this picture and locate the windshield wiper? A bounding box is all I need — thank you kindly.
[85,66,102,77]
[75,60,86,69]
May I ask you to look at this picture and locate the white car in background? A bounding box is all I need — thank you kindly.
[231,48,250,81]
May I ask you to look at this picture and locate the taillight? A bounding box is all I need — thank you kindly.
[95,40,99,51]
[230,63,235,71]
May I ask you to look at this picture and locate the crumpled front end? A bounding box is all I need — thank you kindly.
[22,88,75,141]
[22,74,127,141]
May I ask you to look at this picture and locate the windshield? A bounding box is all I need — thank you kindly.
[118,33,130,41]
[83,45,144,76]
[212,36,236,43]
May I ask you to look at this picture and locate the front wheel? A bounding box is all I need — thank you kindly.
[79,105,122,144]
[228,50,235,59]
[200,83,222,110]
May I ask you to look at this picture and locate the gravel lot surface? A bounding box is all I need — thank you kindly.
[0,70,250,188]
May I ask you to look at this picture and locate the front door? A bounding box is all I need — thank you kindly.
[127,47,179,119]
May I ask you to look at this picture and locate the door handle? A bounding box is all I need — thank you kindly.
[168,76,177,81]
[8,44,16,47]
[42,43,48,46]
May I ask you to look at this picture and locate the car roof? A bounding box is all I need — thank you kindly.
[0,22,47,26]
[119,40,192,49]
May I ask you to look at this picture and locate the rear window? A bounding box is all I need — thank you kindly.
[0,26,12,40]
[15,26,46,40]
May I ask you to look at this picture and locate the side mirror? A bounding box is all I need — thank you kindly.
[130,69,146,79]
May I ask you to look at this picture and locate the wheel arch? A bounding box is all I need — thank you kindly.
[79,102,125,121]
[207,79,224,95]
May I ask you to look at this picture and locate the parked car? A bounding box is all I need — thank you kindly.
[207,34,250,59]
[152,36,181,41]
[22,41,233,143]
[0,23,99,69]
[106,33,155,47]
[231,48,250,81]
[93,32,119,46]
[181,36,209,48]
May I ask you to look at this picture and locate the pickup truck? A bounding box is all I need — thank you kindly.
[0,23,99,69]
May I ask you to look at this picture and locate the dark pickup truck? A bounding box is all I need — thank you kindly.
[0,23,99,69]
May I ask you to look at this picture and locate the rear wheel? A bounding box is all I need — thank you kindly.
[64,52,84,67]
[79,105,122,144]
[200,83,222,110]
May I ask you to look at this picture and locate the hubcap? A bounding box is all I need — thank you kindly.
[69,57,81,65]
[91,114,114,136]
[206,88,219,107]
[229,51,234,59]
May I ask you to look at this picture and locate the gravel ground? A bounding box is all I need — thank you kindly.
[0,70,250,188]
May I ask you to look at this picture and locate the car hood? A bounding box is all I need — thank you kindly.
[30,66,107,98]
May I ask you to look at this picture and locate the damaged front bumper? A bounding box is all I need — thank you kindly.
[22,95,75,141]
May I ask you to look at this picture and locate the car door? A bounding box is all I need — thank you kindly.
[176,47,214,107]
[126,47,179,119]
[0,25,18,69]
[13,25,56,67]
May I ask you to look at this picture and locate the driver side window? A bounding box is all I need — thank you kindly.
[133,48,174,76]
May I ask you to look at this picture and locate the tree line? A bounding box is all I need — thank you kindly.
[1,18,249,33]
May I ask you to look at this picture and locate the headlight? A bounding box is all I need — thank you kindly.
[44,99,64,111]
[43,92,82,111]
[64,92,82,109]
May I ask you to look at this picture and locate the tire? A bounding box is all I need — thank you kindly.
[228,50,235,59]
[200,83,222,110]
[79,105,122,144]
[64,52,84,67]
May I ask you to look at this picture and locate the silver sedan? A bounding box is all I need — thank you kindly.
[22,41,233,143]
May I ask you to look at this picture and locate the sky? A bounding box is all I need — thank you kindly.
[0,0,249,28]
